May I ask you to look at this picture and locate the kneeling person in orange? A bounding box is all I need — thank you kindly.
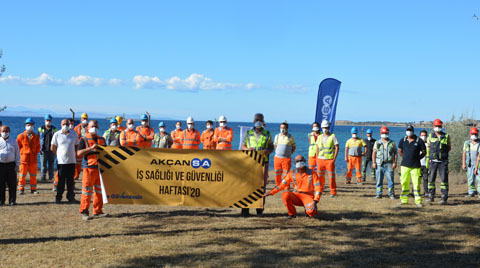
[17,118,41,194]
[77,120,107,221]
[264,155,321,219]
[345,127,367,184]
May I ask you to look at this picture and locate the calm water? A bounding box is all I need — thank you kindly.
[0,116,409,173]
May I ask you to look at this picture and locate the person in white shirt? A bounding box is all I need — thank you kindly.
[51,119,79,204]
[0,125,20,205]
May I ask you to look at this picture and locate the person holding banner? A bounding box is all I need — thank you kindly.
[316,120,339,198]
[307,122,321,170]
[77,120,107,221]
[264,155,321,219]
[200,120,216,149]
[214,115,233,150]
[171,121,183,149]
[136,114,154,148]
[120,119,138,147]
[273,122,296,186]
[241,113,273,217]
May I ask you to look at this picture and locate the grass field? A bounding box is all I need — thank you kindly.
[1,171,479,268]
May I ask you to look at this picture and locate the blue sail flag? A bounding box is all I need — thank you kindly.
[315,78,341,133]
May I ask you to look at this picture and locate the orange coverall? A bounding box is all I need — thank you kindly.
[136,126,154,148]
[17,131,41,191]
[73,124,87,180]
[214,126,233,150]
[170,129,183,149]
[120,129,138,147]
[180,129,201,149]
[201,129,216,149]
[269,169,321,217]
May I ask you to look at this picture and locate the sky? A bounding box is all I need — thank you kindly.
[0,0,479,123]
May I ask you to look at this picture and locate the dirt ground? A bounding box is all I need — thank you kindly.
[1,171,479,268]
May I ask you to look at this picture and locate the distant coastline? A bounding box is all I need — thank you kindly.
[336,120,433,128]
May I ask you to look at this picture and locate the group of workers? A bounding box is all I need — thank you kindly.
[1,113,479,220]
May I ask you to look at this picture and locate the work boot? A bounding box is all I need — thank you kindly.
[256,208,264,215]
[286,214,296,219]
[344,181,351,185]
[389,195,395,200]
[330,194,336,198]
[68,199,80,204]
[18,190,24,195]
[357,181,363,185]
[438,200,447,205]
[426,195,434,202]
[465,193,475,198]
[81,213,91,221]
[55,199,61,204]
[92,213,109,218]
[31,190,39,195]
[9,202,17,206]
[52,186,57,192]
[374,195,382,199]
[240,208,250,217]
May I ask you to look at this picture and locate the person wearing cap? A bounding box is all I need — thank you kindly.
[73,113,89,181]
[180,117,201,149]
[201,120,216,149]
[116,116,126,131]
[136,114,154,148]
[17,118,41,195]
[241,113,274,216]
[426,119,451,205]
[345,127,367,184]
[171,121,183,149]
[263,155,321,219]
[398,125,426,207]
[214,115,233,150]
[372,126,398,199]
[103,118,121,146]
[362,129,376,182]
[316,120,339,197]
[307,122,321,170]
[465,127,480,198]
[419,130,429,196]
[153,122,173,148]
[0,125,20,205]
[273,122,296,186]
[38,114,57,182]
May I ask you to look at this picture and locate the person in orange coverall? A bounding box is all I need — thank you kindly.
[17,118,41,194]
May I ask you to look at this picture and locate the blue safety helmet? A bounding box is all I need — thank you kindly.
[351,127,358,134]
[141,114,148,120]
[366,129,372,134]
[44,114,53,120]
[158,122,165,127]
[25,118,35,124]
[109,118,118,124]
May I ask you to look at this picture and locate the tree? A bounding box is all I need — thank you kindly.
[0,49,5,77]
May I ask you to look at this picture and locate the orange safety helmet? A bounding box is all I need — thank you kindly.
[470,127,479,135]
[380,126,389,134]
[433,118,443,126]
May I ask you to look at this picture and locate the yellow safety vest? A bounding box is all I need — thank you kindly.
[317,134,336,160]
[308,132,319,157]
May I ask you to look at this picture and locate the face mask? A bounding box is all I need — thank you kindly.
[141,121,146,126]
[26,125,33,132]
[406,131,413,137]
[367,137,371,141]
[206,125,212,129]
[420,136,427,141]
[160,127,165,133]
[61,125,69,132]
[471,135,478,140]
[434,127,442,133]
[322,128,329,133]
[254,121,263,128]
[352,134,357,138]
[280,128,286,134]
[219,122,226,127]
[127,124,134,130]
[176,125,181,130]
[45,121,51,126]
[88,127,97,134]
[312,127,320,132]
[295,161,307,169]
[82,119,88,125]
[381,134,389,139]
[69,124,74,130]
[111,125,117,131]
[1,132,9,139]
[187,124,193,129]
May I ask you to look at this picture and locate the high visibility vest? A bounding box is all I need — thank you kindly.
[428,132,449,161]
[136,126,154,148]
[464,139,480,167]
[245,129,271,151]
[154,133,171,148]
[38,125,57,151]
[120,129,138,147]
[74,124,87,138]
[103,130,121,146]
[317,134,336,160]
[375,139,396,165]
[171,129,183,149]
[181,129,201,149]
[214,126,233,150]
[80,134,106,168]
[308,132,319,157]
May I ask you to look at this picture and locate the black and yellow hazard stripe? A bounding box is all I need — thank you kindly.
[98,146,139,173]
[242,150,267,165]
[230,188,264,208]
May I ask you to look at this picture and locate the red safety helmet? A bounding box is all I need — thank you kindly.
[433,119,443,126]
[470,127,479,135]
[380,126,389,134]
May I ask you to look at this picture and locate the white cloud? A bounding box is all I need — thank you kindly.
[133,73,243,91]
[274,84,312,92]
[68,75,105,86]
[245,83,259,90]
[0,73,63,86]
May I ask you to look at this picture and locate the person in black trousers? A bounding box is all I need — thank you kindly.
[0,125,20,205]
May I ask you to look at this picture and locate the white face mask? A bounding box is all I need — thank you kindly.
[420,136,427,141]
[88,127,97,134]
[111,125,117,131]
[367,137,371,141]
[406,131,413,137]
[471,135,478,140]
[61,125,69,132]
[141,121,146,126]
[206,125,212,129]
[1,132,9,139]
[434,127,442,133]
[176,125,181,130]
[219,122,226,127]
[352,134,357,138]
[127,124,134,130]
[26,125,33,132]
[254,121,263,128]
[322,128,329,133]
[312,127,320,132]
[280,128,286,134]
[295,161,307,169]
[381,134,389,139]
[69,124,74,130]
[187,124,194,130]
[82,119,88,125]
[45,121,51,126]
[159,127,165,133]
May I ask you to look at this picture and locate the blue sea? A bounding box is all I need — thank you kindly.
[0,116,408,173]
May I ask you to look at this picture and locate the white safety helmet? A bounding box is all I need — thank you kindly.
[321,120,330,128]
[186,117,194,124]
[219,115,227,122]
